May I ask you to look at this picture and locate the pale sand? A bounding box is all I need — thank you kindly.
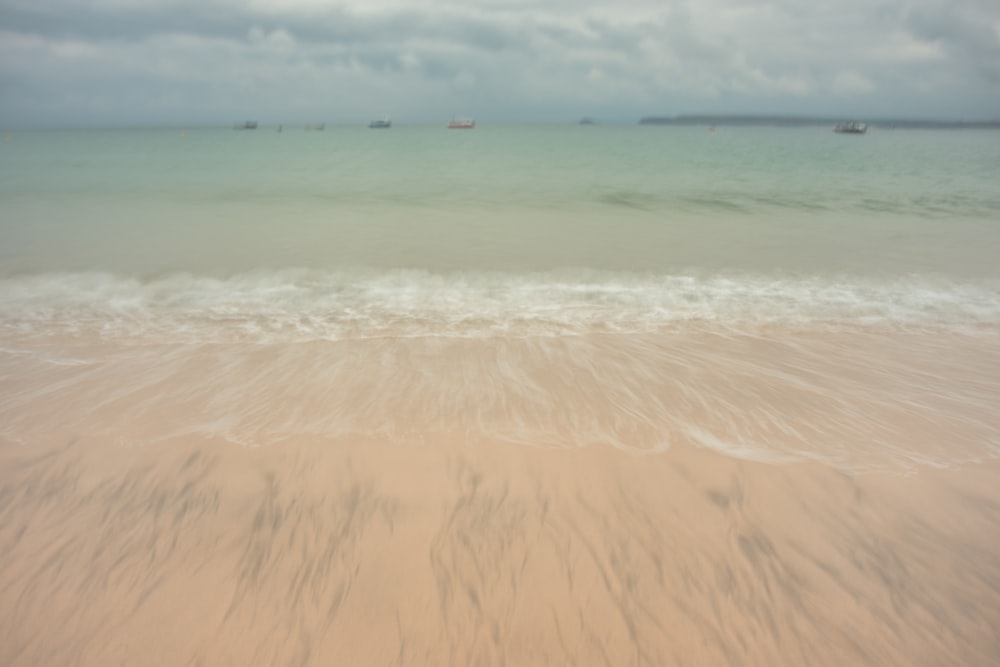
[1,434,998,666]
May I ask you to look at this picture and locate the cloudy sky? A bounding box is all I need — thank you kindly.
[1,0,998,127]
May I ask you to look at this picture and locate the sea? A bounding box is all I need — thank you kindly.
[2,123,999,472]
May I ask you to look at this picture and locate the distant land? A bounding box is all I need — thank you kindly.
[638,115,1000,129]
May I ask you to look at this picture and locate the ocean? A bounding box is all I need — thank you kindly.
[2,124,999,471]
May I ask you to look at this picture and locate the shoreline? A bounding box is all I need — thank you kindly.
[2,435,998,666]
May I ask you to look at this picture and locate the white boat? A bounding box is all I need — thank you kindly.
[834,121,867,134]
[447,117,476,129]
[369,115,391,129]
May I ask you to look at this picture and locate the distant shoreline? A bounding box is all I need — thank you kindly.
[638,115,1000,129]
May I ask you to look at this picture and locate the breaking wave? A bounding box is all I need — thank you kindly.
[2,268,998,344]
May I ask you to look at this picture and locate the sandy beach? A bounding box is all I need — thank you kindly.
[4,125,1000,666]
[2,433,998,666]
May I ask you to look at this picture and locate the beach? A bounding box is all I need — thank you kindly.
[2,125,999,664]
[2,432,999,666]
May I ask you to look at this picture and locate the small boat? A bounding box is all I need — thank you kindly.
[834,121,867,134]
[369,115,391,129]
[233,121,258,130]
[447,117,476,129]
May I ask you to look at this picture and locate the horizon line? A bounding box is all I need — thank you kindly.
[4,114,1000,132]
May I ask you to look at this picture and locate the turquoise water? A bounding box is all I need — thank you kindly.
[3,125,999,276]
[3,125,999,334]
[2,125,999,469]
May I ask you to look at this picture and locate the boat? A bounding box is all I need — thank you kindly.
[447,117,476,129]
[233,121,258,130]
[369,115,391,129]
[834,121,867,134]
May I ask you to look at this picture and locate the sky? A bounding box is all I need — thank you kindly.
[1,0,998,127]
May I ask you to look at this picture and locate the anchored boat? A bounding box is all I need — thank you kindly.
[834,121,867,134]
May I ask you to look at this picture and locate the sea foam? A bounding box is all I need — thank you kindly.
[1,268,998,344]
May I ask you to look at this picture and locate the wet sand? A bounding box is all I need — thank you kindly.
[2,434,998,666]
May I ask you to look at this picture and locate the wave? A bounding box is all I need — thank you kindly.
[3,268,999,471]
[1,268,998,344]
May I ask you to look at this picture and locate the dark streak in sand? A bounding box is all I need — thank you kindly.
[0,437,999,666]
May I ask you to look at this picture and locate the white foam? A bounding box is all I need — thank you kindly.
[1,268,998,344]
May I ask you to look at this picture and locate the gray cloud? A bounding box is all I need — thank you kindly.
[903,2,1000,82]
[0,0,997,127]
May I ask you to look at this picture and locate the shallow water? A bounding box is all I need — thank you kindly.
[2,125,999,470]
